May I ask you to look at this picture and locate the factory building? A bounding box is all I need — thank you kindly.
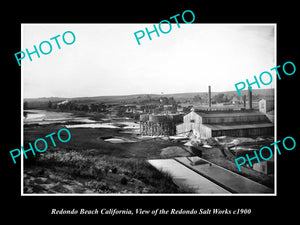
[176,86,274,139]
[140,86,274,138]
[176,109,274,139]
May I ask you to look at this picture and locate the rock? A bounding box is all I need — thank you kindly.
[120,189,133,194]
[34,177,48,184]
[142,187,151,193]
[51,182,68,193]
[27,168,45,177]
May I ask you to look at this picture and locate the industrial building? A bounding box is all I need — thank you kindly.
[176,86,274,139]
[140,86,274,138]
[176,109,274,139]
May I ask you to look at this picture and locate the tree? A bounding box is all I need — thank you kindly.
[90,104,99,112]
[213,93,228,103]
[24,101,29,110]
[48,101,52,109]
[193,95,202,102]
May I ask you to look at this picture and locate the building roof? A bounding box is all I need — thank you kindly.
[195,111,265,118]
[202,123,274,131]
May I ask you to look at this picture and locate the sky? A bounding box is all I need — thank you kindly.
[22,24,275,98]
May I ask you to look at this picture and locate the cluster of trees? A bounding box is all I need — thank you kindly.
[49,101,108,113]
[24,101,29,110]
[159,97,176,105]
[192,93,237,104]
[135,96,177,106]
[193,95,202,103]
[212,93,230,103]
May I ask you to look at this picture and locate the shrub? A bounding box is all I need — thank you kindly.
[111,167,118,174]
[120,177,128,185]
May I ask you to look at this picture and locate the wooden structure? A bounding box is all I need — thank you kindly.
[140,114,183,136]
[259,99,274,114]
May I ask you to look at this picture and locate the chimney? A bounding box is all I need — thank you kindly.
[243,95,246,108]
[248,87,252,109]
[208,85,211,108]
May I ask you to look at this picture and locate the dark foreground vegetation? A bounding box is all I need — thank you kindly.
[24,124,192,194]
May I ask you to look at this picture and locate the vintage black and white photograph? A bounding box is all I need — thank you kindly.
[22,23,276,195]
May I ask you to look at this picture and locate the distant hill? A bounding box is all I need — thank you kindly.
[24,88,274,108]
[25,97,66,103]
[164,88,274,99]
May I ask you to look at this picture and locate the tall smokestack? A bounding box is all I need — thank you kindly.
[248,87,252,109]
[243,95,246,108]
[208,85,211,108]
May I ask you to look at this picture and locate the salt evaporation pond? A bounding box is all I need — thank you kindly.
[65,121,140,130]
[24,110,140,137]
[24,110,95,125]
[65,123,119,129]
[104,138,137,144]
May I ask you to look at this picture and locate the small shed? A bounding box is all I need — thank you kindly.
[259,99,274,114]
[253,159,274,175]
